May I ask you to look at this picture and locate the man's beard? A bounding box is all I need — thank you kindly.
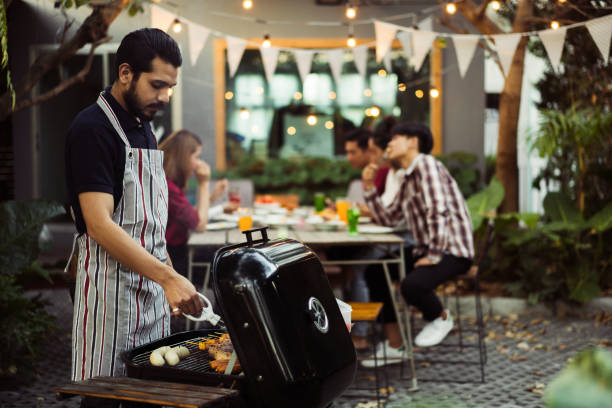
[123,82,164,121]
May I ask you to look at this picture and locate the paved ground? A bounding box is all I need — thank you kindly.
[1,288,611,408]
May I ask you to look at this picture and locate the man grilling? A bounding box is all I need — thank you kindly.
[65,28,203,405]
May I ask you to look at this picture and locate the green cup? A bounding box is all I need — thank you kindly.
[347,207,360,235]
[314,192,326,212]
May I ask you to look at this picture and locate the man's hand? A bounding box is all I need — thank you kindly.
[414,257,438,268]
[162,272,205,317]
[362,163,379,191]
[211,179,228,202]
[194,159,211,184]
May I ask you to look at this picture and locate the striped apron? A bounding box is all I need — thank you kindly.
[70,92,170,381]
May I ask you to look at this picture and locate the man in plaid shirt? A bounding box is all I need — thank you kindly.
[361,122,474,366]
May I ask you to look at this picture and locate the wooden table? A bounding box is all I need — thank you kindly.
[55,376,239,407]
[186,226,418,389]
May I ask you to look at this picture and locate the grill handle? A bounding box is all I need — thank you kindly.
[242,226,269,244]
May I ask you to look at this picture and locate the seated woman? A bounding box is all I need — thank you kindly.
[159,129,234,278]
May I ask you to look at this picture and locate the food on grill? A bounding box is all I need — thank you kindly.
[155,346,171,356]
[164,349,180,366]
[174,346,190,358]
[207,335,234,361]
[210,358,242,374]
[149,351,165,366]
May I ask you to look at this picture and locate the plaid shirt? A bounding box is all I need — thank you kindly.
[365,154,474,260]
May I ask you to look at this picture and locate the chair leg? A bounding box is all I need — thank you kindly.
[455,279,463,350]
[474,275,486,382]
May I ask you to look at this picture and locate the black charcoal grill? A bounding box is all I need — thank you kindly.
[122,227,357,408]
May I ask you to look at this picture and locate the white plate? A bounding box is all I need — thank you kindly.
[358,225,394,234]
[359,216,371,224]
[206,221,236,231]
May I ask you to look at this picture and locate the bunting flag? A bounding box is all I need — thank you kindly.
[226,36,247,78]
[451,34,480,78]
[539,27,568,73]
[585,14,612,65]
[383,51,392,73]
[418,16,433,31]
[491,33,521,76]
[150,4,176,31]
[352,45,368,79]
[187,22,211,66]
[397,30,413,58]
[410,30,437,72]
[374,21,398,62]
[260,46,280,82]
[327,49,344,85]
[294,50,314,84]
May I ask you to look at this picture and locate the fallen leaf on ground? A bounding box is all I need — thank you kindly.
[598,340,612,347]
[419,362,431,367]
[509,354,530,361]
[533,370,545,376]
[557,345,567,351]
[517,342,530,350]
[530,319,541,325]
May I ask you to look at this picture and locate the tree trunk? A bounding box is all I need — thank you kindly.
[0,0,130,121]
[495,0,534,213]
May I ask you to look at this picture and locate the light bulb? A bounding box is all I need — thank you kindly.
[346,3,357,19]
[325,121,334,129]
[262,34,271,48]
[306,114,318,126]
[365,106,380,117]
[415,89,424,99]
[242,0,253,10]
[287,126,296,135]
[378,69,387,77]
[347,34,356,48]
[171,18,182,33]
[225,91,234,100]
[490,1,501,10]
[363,88,372,97]
[293,91,303,100]
[329,91,337,100]
[429,88,440,98]
[445,2,457,15]
[398,83,406,92]
[550,21,560,30]
[239,108,250,120]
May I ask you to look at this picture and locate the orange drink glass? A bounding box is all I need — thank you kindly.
[238,208,253,231]
[336,199,349,222]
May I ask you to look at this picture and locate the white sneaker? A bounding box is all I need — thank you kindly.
[361,340,405,368]
[414,310,454,347]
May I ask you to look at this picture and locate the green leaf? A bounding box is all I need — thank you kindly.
[466,176,504,230]
[587,201,612,232]
[543,192,583,224]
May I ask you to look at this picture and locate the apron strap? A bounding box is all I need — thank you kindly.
[96,92,131,148]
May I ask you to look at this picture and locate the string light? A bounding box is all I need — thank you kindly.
[262,34,271,48]
[429,88,440,98]
[490,1,501,10]
[378,69,387,77]
[225,91,234,100]
[445,2,457,15]
[558,0,567,3]
[167,88,174,97]
[328,91,337,100]
[306,114,318,126]
[365,106,381,117]
[256,86,264,94]
[287,126,296,135]
[347,34,356,48]
[345,3,357,19]
[293,91,303,100]
[415,89,424,99]
[550,20,560,30]
[171,18,182,33]
[364,88,372,97]
[242,0,253,10]
[239,107,250,120]
[325,121,334,129]
[398,83,406,92]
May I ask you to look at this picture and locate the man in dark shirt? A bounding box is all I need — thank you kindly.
[65,28,203,406]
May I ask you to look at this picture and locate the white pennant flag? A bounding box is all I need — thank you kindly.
[383,51,392,73]
[491,33,521,76]
[418,16,433,32]
[226,36,247,78]
[397,30,413,58]
[294,50,314,84]
[374,21,398,62]
[411,30,437,72]
[538,27,568,73]
[451,34,481,78]
[151,5,176,32]
[585,14,612,65]
[187,22,211,66]
[327,49,344,85]
[352,45,368,79]
[259,46,280,83]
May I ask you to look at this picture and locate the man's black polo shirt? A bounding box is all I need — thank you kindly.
[65,87,157,234]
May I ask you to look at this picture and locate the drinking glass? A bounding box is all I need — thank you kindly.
[347,207,360,235]
[229,188,241,205]
[314,192,326,213]
[238,208,253,231]
[336,198,349,222]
